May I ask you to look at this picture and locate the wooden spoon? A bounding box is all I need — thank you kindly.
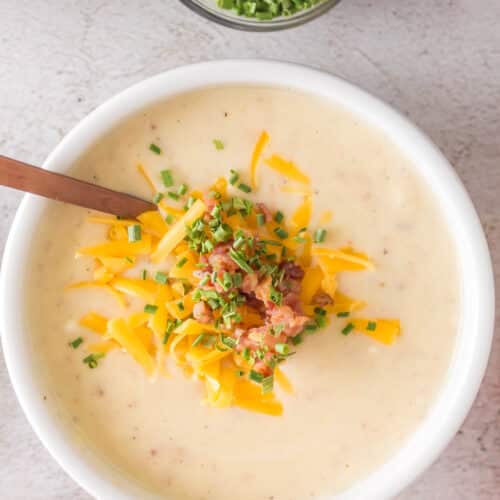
[0,155,156,218]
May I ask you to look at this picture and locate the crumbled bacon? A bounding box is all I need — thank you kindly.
[193,302,213,324]
[208,243,239,273]
[312,292,334,306]
[256,202,273,223]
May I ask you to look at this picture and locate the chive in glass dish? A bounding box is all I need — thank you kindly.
[179,0,342,31]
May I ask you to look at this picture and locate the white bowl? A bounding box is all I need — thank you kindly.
[1,60,495,500]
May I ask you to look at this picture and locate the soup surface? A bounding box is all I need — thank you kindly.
[26,87,459,499]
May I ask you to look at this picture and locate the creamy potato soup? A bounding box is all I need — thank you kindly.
[26,87,459,499]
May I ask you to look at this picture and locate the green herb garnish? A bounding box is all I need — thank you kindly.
[192,334,205,347]
[144,304,158,314]
[83,352,105,369]
[261,375,274,394]
[213,139,225,150]
[229,169,239,185]
[275,343,289,355]
[160,169,174,187]
[249,370,264,383]
[128,224,142,242]
[154,271,168,284]
[69,337,83,349]
[313,228,327,243]
[273,227,288,240]
[269,286,282,305]
[229,249,253,273]
[337,311,349,317]
[237,183,252,193]
[342,322,354,335]
[149,143,161,155]
[274,211,284,223]
[176,257,188,268]
[153,192,164,203]
[367,321,377,331]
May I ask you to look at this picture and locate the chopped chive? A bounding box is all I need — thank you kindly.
[291,334,303,345]
[124,256,134,263]
[209,190,222,199]
[141,269,147,280]
[273,227,288,240]
[163,319,177,344]
[292,235,306,243]
[176,256,188,268]
[242,347,251,361]
[213,139,225,150]
[221,334,237,349]
[177,183,188,196]
[260,239,282,247]
[160,169,174,187]
[165,214,174,225]
[274,211,284,223]
[186,196,196,209]
[367,321,377,331]
[313,228,327,243]
[315,315,327,328]
[229,169,239,185]
[177,301,185,311]
[153,192,164,203]
[200,275,210,286]
[144,304,158,314]
[272,323,284,335]
[69,337,83,349]
[149,143,161,155]
[314,307,327,316]
[342,322,354,335]
[261,375,274,394]
[269,286,282,306]
[167,191,180,201]
[235,369,245,377]
[154,271,168,284]
[305,323,318,333]
[337,311,350,318]
[275,343,289,355]
[128,224,142,242]
[232,273,243,287]
[256,213,266,226]
[249,370,264,383]
[192,334,205,347]
[233,236,246,250]
[83,352,105,369]
[237,183,252,193]
[229,249,253,274]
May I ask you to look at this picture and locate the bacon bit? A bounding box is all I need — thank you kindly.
[208,243,239,273]
[255,276,273,305]
[193,302,213,324]
[281,261,305,280]
[268,305,309,338]
[241,273,259,294]
[312,291,334,306]
[256,202,273,223]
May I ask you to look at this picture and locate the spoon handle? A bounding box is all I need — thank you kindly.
[0,155,156,218]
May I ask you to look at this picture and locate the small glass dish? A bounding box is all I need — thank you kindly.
[179,0,342,31]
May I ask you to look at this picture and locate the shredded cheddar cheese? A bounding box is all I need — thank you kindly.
[68,131,401,416]
[249,130,269,189]
[264,154,310,185]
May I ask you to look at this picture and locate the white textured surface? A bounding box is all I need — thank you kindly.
[0,1,499,499]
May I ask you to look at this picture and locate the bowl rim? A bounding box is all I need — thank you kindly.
[1,59,495,500]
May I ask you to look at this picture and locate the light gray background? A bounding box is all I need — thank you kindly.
[0,1,499,499]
